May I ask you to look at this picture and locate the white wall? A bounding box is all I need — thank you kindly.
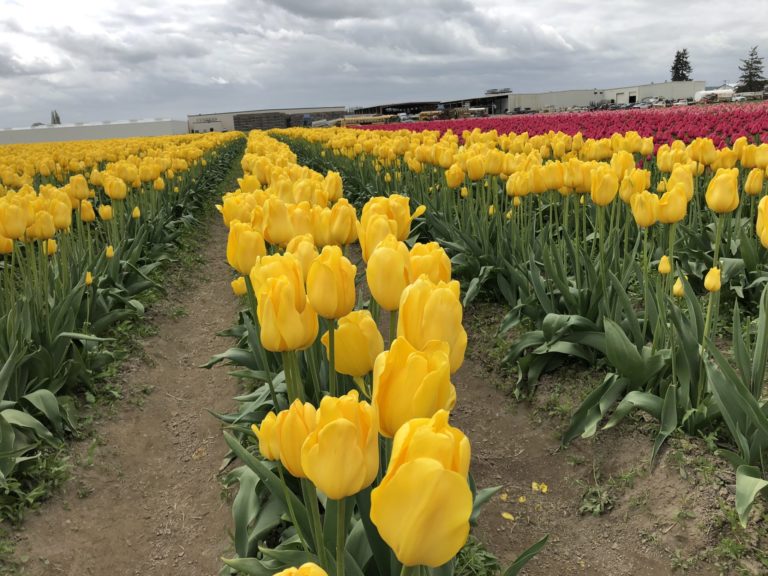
[0,120,188,145]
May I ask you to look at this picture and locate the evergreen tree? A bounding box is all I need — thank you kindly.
[670,49,692,81]
[50,110,61,124]
[738,46,766,92]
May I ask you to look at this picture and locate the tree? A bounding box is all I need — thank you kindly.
[50,110,61,124]
[670,49,692,81]
[738,46,766,92]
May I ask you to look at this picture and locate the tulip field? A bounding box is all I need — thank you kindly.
[5,101,768,575]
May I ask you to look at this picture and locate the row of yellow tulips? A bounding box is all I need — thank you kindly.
[221,130,483,573]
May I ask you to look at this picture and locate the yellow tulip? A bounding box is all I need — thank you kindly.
[704,267,721,292]
[657,184,687,224]
[104,176,127,201]
[590,166,619,206]
[630,190,659,228]
[80,200,96,223]
[757,196,768,248]
[329,198,358,245]
[307,245,356,319]
[85,271,93,286]
[277,400,317,478]
[705,168,739,214]
[370,410,472,567]
[251,411,282,461]
[744,168,764,196]
[465,155,486,181]
[131,206,141,219]
[445,163,465,188]
[274,563,328,576]
[386,194,426,241]
[263,197,294,246]
[257,277,318,352]
[226,221,267,276]
[373,337,455,438]
[367,234,412,311]
[673,277,685,297]
[231,276,247,296]
[0,203,27,239]
[69,174,89,200]
[45,239,58,256]
[153,177,165,191]
[658,255,672,275]
[0,235,11,255]
[358,212,397,261]
[50,200,72,230]
[410,242,451,284]
[285,233,319,281]
[301,390,379,500]
[324,170,343,202]
[321,310,383,377]
[105,245,115,259]
[460,186,469,198]
[667,164,694,201]
[98,204,113,221]
[397,277,467,374]
[250,252,306,311]
[26,211,56,240]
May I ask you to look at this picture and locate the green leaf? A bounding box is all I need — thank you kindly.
[751,283,768,399]
[221,557,273,576]
[502,535,548,576]
[735,465,768,528]
[0,409,55,442]
[22,390,62,435]
[355,487,394,576]
[652,385,678,465]
[603,319,643,384]
[470,485,502,525]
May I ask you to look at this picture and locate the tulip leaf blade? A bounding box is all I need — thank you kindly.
[735,465,768,528]
[502,534,548,576]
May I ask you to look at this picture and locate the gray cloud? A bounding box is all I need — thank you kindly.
[0,0,767,127]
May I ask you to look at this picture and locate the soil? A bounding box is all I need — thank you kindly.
[10,216,239,576]
[453,303,751,576]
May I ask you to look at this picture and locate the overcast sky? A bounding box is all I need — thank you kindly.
[1,0,767,127]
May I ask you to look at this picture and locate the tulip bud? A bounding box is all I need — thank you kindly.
[105,245,115,259]
[153,177,165,191]
[744,168,764,196]
[757,196,768,248]
[370,410,472,567]
[460,186,469,198]
[104,176,127,201]
[329,198,358,245]
[277,400,317,478]
[230,276,247,296]
[320,310,384,377]
[445,163,465,189]
[590,166,619,206]
[367,235,412,311]
[657,184,687,224]
[251,411,282,461]
[373,337,455,438]
[286,233,319,281]
[307,245,357,319]
[131,206,141,219]
[274,563,328,576]
[0,235,13,255]
[705,168,739,214]
[398,277,467,374]
[465,155,486,181]
[45,239,58,256]
[0,203,27,239]
[658,255,672,275]
[226,221,267,275]
[263,197,294,246]
[85,271,93,286]
[673,277,685,297]
[98,204,113,221]
[301,390,379,500]
[704,267,721,292]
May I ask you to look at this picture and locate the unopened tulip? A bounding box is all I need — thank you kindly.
[45,239,57,256]
[590,166,619,206]
[226,221,267,276]
[80,200,96,223]
[307,245,356,319]
[445,163,465,188]
[263,197,294,246]
[358,212,396,261]
[367,234,412,311]
[105,245,115,259]
[630,190,659,228]
[410,242,451,284]
[706,168,739,214]
[465,155,486,181]
[257,277,318,352]
[658,255,672,275]
[104,177,127,201]
[667,164,694,201]
[153,177,165,191]
[251,411,282,461]
[26,211,56,240]
[320,310,383,377]
[673,277,685,297]
[704,267,721,292]
[329,198,358,245]
[85,271,93,286]
[757,196,768,247]
[744,168,764,196]
[301,390,379,500]
[373,337,455,438]
[98,204,113,221]
[370,410,472,567]
[250,252,306,311]
[274,563,328,576]
[231,276,247,296]
[277,400,317,478]
[398,277,467,373]
[131,206,141,219]
[0,203,26,239]
[657,184,687,224]
[324,171,343,202]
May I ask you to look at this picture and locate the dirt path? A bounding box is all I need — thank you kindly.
[12,217,238,576]
[452,304,730,576]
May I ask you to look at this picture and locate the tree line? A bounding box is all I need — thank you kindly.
[671,46,766,93]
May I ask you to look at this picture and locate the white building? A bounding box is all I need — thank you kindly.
[0,119,188,145]
[188,106,347,133]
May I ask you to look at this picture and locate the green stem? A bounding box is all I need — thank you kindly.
[302,479,329,568]
[328,319,337,397]
[336,498,347,576]
[389,310,398,347]
[278,464,310,552]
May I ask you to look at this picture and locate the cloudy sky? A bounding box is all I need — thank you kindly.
[1,0,766,127]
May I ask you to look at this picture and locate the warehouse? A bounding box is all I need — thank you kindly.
[436,80,707,114]
[187,106,346,133]
[0,119,188,145]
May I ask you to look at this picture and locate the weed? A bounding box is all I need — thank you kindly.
[455,535,501,576]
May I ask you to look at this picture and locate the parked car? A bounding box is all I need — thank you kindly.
[672,99,689,106]
[732,95,747,102]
